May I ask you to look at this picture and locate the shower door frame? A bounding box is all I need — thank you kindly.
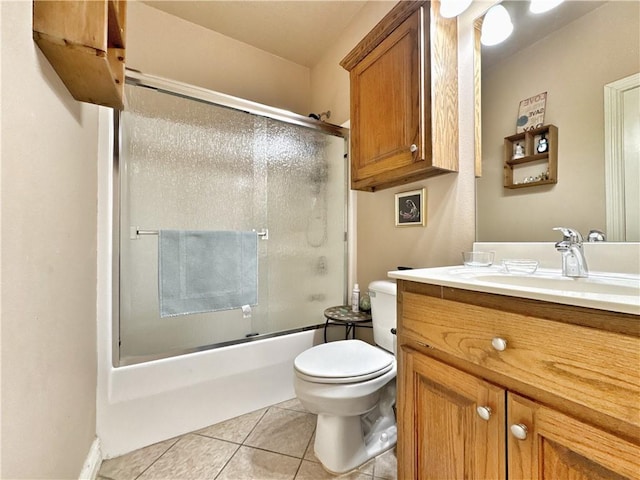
[112,70,350,367]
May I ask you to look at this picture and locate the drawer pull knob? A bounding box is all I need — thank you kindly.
[491,337,507,351]
[476,406,492,421]
[410,144,418,153]
[510,423,528,440]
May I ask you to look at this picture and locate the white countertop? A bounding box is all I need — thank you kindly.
[388,266,640,316]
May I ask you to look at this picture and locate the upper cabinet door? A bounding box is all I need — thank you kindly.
[341,1,459,192]
[349,10,422,190]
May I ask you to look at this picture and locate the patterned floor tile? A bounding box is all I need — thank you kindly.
[136,434,238,480]
[196,407,267,444]
[97,437,178,480]
[295,460,373,479]
[372,447,397,479]
[245,407,316,458]
[275,397,309,413]
[216,446,301,480]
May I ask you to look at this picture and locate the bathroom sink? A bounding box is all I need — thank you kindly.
[471,271,640,297]
[388,266,640,315]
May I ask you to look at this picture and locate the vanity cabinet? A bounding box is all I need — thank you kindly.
[503,124,558,189]
[397,280,640,479]
[33,0,127,109]
[340,1,459,192]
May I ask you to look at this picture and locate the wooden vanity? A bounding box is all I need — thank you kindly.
[394,278,640,479]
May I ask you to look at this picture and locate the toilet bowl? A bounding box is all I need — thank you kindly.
[293,280,398,474]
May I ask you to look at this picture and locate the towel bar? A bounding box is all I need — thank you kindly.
[133,228,268,239]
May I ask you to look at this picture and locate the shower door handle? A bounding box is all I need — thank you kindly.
[254,228,269,240]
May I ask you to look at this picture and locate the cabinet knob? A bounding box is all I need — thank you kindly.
[491,337,507,351]
[476,406,492,421]
[510,423,528,440]
[410,144,418,153]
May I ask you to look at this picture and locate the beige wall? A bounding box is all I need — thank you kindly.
[127,1,312,115]
[1,1,98,478]
[312,1,478,290]
[477,1,640,242]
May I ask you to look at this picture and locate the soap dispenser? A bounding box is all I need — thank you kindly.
[351,284,360,312]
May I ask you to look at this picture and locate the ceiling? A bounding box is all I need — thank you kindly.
[142,1,606,70]
[142,1,369,68]
[482,1,606,69]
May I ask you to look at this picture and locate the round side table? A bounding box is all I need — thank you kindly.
[323,306,372,343]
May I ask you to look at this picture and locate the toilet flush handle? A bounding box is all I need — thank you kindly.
[390,328,397,335]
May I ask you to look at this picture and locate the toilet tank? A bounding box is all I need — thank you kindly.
[368,280,397,354]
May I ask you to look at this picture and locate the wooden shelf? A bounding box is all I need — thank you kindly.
[503,124,557,189]
[33,0,126,110]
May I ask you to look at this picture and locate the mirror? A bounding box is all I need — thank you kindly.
[476,1,640,242]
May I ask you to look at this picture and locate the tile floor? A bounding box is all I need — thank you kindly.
[97,398,397,480]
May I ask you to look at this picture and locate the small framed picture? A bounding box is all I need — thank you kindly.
[395,188,426,227]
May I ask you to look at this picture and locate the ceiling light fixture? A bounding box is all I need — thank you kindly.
[530,0,565,14]
[440,0,473,18]
[481,4,514,46]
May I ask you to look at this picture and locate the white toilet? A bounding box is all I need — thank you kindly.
[293,280,397,474]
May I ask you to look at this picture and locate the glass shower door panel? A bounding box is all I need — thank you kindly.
[255,119,347,336]
[119,85,269,360]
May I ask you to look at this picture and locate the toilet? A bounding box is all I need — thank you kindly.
[293,280,397,474]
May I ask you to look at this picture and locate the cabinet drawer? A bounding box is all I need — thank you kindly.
[401,292,640,428]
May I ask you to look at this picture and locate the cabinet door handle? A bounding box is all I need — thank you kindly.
[476,406,492,421]
[510,423,528,440]
[491,337,507,351]
[410,144,418,153]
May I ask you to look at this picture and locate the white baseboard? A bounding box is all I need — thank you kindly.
[79,437,103,480]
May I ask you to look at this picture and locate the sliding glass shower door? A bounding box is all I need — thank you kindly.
[116,78,347,365]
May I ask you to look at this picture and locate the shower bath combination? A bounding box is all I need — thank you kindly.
[114,73,349,366]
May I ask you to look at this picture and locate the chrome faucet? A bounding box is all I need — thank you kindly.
[587,229,606,242]
[553,227,589,278]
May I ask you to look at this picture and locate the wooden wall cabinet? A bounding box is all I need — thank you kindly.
[504,124,558,189]
[340,1,459,192]
[33,0,126,109]
[397,280,640,479]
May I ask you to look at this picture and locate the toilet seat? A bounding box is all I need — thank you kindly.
[294,340,394,384]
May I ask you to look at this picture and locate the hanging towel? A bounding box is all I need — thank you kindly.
[158,230,258,318]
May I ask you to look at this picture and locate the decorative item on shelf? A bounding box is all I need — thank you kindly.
[503,124,557,189]
[537,133,549,153]
[513,143,525,159]
[516,92,547,133]
[516,168,550,185]
[395,188,426,227]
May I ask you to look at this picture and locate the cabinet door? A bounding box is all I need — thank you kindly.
[398,347,506,480]
[349,10,423,191]
[508,394,640,480]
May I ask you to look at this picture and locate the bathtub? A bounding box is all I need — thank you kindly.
[97,327,322,457]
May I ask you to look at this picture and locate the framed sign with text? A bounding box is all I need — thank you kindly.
[516,92,547,133]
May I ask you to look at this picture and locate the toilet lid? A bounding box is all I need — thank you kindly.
[294,340,394,384]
